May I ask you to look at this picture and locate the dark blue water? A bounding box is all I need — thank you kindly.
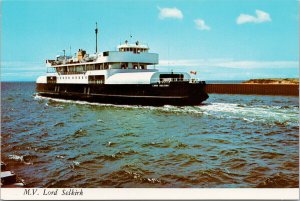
[1,82,299,188]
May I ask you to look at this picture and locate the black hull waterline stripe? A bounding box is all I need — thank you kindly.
[39,92,188,99]
[36,83,209,106]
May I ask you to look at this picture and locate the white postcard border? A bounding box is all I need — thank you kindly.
[1,188,299,200]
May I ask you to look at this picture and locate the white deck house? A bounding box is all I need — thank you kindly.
[37,41,191,85]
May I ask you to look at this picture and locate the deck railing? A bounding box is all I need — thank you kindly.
[152,78,204,84]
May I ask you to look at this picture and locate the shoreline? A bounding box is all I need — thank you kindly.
[206,83,299,96]
[242,78,299,85]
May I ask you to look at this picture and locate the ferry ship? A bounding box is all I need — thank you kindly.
[36,24,209,106]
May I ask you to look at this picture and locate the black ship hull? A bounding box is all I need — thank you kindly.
[36,81,209,106]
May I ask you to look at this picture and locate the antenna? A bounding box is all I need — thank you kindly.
[69,46,72,57]
[95,22,98,53]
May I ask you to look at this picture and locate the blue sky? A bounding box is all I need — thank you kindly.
[1,0,299,81]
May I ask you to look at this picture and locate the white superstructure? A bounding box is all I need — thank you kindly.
[37,40,192,85]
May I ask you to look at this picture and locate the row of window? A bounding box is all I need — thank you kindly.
[120,64,145,69]
[56,63,109,73]
[53,63,148,73]
[57,76,88,80]
[119,48,147,53]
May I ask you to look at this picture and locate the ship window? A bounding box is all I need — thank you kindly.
[88,75,105,84]
[121,63,128,69]
[86,64,95,71]
[103,51,109,56]
[47,76,57,84]
[159,74,184,82]
[104,63,109,69]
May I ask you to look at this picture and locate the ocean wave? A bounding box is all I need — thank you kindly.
[8,154,37,165]
[35,95,297,127]
[33,94,298,124]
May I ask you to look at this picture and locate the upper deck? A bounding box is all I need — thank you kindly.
[46,41,158,69]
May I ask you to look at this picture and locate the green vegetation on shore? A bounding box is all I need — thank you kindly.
[243,78,299,84]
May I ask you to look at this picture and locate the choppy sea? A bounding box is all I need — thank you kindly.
[1,82,299,187]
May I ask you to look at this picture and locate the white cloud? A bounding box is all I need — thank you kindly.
[1,61,43,68]
[159,59,298,69]
[1,61,44,72]
[158,7,183,20]
[215,60,297,69]
[1,61,46,81]
[194,19,211,30]
[237,10,271,24]
[158,59,298,80]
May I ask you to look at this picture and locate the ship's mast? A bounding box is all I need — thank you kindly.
[95,22,98,53]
